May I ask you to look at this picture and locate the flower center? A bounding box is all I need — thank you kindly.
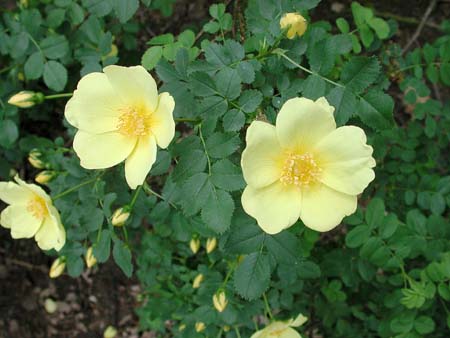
[280,152,322,187]
[27,195,48,220]
[116,107,152,136]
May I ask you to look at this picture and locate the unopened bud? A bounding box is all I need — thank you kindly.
[49,257,65,278]
[103,326,118,338]
[195,322,206,333]
[28,149,46,169]
[223,325,230,332]
[111,207,130,227]
[8,91,43,108]
[44,298,58,314]
[213,291,228,313]
[190,238,200,254]
[206,237,217,254]
[178,324,186,332]
[35,170,56,184]
[280,12,307,39]
[192,273,204,289]
[85,246,97,268]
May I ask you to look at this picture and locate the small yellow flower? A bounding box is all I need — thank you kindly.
[65,65,175,189]
[103,325,118,338]
[195,322,206,333]
[193,273,204,289]
[251,314,307,338]
[280,13,307,39]
[8,91,37,108]
[28,149,46,169]
[111,207,130,227]
[206,237,217,254]
[212,291,228,313]
[0,176,66,251]
[190,238,200,254]
[85,246,97,268]
[241,97,375,234]
[35,170,56,185]
[49,257,66,278]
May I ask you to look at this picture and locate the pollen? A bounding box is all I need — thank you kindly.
[116,107,152,137]
[280,152,322,187]
[27,195,48,220]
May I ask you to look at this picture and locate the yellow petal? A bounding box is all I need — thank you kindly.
[0,181,32,205]
[150,92,175,148]
[35,206,66,251]
[277,327,302,338]
[241,182,301,234]
[241,121,283,189]
[0,205,43,238]
[65,72,124,133]
[250,322,301,338]
[314,126,375,195]
[276,97,336,150]
[125,135,157,189]
[104,65,158,112]
[300,184,357,232]
[73,130,136,169]
[14,176,52,204]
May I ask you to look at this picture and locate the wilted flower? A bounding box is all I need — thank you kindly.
[65,65,175,189]
[195,322,206,333]
[35,170,56,185]
[190,238,200,254]
[213,291,228,312]
[0,176,65,251]
[49,257,66,278]
[280,13,307,39]
[8,91,43,108]
[251,314,308,338]
[206,237,217,254]
[241,97,375,234]
[111,207,130,227]
[85,246,97,268]
[103,325,118,338]
[28,149,46,169]
[193,273,204,289]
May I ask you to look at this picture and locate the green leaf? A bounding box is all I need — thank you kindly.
[365,198,385,229]
[82,0,112,17]
[41,35,69,59]
[211,159,245,191]
[178,30,195,47]
[223,109,245,132]
[238,90,263,113]
[336,18,349,33]
[113,0,138,23]
[0,120,19,148]
[367,17,389,39]
[357,90,394,130]
[234,252,271,300]
[414,316,435,334]
[46,8,66,28]
[379,213,398,239]
[141,46,163,70]
[206,132,240,158]
[67,256,84,277]
[171,149,207,182]
[297,260,321,279]
[223,217,265,254]
[440,63,450,86]
[216,67,241,100]
[148,33,174,45]
[189,72,217,96]
[326,87,357,125]
[266,231,301,265]
[201,188,234,233]
[93,229,111,263]
[341,56,380,94]
[180,173,211,216]
[113,240,133,277]
[302,75,326,99]
[68,2,85,25]
[43,61,68,91]
[390,311,415,333]
[345,225,371,248]
[24,52,44,80]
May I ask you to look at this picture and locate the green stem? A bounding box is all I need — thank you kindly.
[25,32,44,57]
[234,326,242,338]
[44,93,73,100]
[129,185,142,210]
[262,293,274,320]
[275,50,344,88]
[198,124,212,175]
[52,173,103,200]
[142,182,177,209]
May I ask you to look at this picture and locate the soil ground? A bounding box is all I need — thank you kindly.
[1,0,449,337]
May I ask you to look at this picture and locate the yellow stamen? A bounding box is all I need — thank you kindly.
[116,107,152,136]
[280,152,321,187]
[27,195,48,219]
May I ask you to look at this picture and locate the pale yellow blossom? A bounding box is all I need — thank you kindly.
[251,314,307,338]
[85,246,97,268]
[280,13,307,39]
[0,176,65,251]
[111,207,130,226]
[241,97,375,234]
[65,65,175,189]
[213,291,228,312]
[8,91,37,108]
[49,257,66,278]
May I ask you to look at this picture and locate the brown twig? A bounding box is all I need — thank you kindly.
[401,0,438,55]
[5,257,48,273]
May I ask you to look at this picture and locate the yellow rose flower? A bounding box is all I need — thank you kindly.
[0,176,66,251]
[241,97,375,234]
[280,13,307,39]
[251,314,307,338]
[65,65,175,189]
